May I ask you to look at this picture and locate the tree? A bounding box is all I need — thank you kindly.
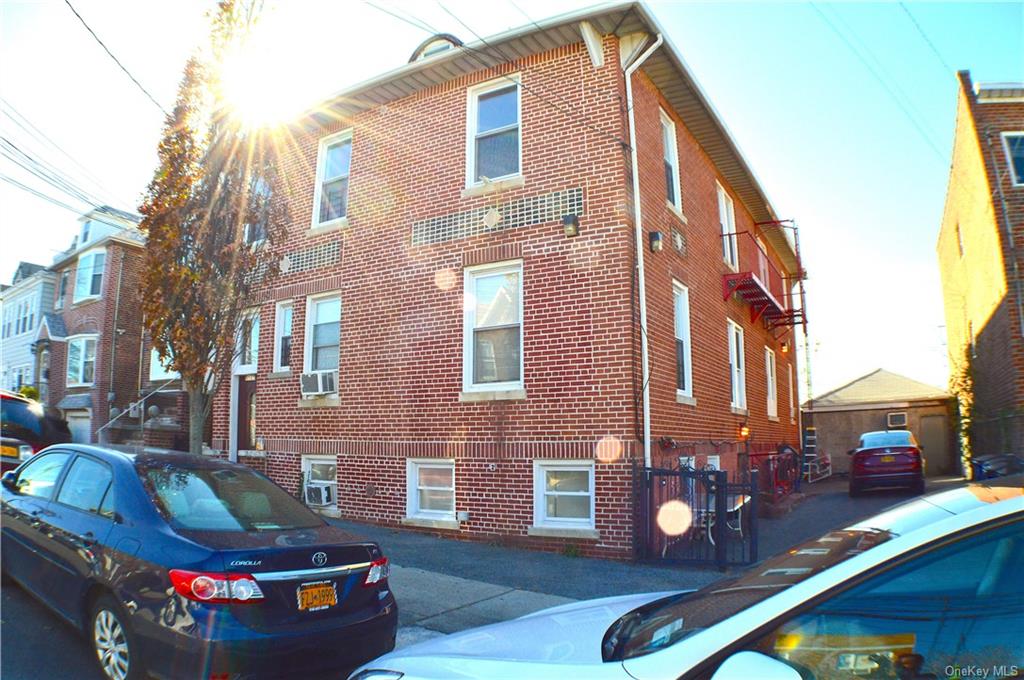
[139,0,287,455]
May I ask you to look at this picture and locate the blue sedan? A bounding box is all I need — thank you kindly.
[1,444,398,680]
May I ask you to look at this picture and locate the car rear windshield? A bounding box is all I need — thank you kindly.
[140,463,322,532]
[860,431,913,448]
[1,397,43,437]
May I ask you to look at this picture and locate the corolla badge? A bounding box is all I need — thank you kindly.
[230,559,262,567]
[312,551,327,567]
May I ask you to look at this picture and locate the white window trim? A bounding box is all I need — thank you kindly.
[728,319,746,410]
[462,259,524,393]
[533,460,596,530]
[673,280,693,399]
[149,348,178,381]
[405,459,456,521]
[1002,131,1024,186]
[765,346,778,419]
[235,309,259,376]
[465,74,522,189]
[717,182,738,271]
[302,455,338,510]
[66,334,98,387]
[303,290,342,374]
[273,300,293,373]
[72,247,106,303]
[660,109,682,213]
[310,129,353,231]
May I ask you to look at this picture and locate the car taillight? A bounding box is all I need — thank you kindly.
[18,444,35,460]
[168,569,265,604]
[363,557,389,587]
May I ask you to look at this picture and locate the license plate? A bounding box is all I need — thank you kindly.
[296,580,337,612]
[880,455,896,463]
[1,445,18,459]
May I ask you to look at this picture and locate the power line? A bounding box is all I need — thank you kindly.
[62,0,169,117]
[0,172,93,216]
[898,3,956,76]
[0,135,110,207]
[506,0,543,32]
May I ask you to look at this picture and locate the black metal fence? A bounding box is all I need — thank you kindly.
[634,462,759,568]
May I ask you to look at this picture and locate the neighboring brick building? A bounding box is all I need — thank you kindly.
[210,3,805,557]
[937,72,1024,460]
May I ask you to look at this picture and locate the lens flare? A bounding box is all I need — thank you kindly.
[434,268,457,291]
[656,500,693,537]
[596,436,623,464]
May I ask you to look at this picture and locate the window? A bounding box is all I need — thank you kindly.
[149,348,178,381]
[55,270,69,309]
[56,456,113,516]
[660,110,681,211]
[788,363,796,422]
[533,461,595,529]
[467,76,521,186]
[406,459,456,520]
[66,335,98,386]
[673,281,692,398]
[728,320,746,410]
[304,293,341,372]
[765,347,778,418]
[717,183,738,269]
[273,301,293,372]
[464,261,522,390]
[73,249,105,302]
[312,130,352,228]
[243,178,270,245]
[1003,132,1024,186]
[236,312,259,374]
[14,452,70,500]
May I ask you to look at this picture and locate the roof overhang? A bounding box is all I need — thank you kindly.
[51,232,145,270]
[297,1,798,272]
[803,397,951,413]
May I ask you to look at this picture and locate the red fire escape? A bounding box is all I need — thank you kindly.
[721,221,807,333]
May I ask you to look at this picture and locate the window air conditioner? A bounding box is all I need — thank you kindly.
[887,412,908,429]
[304,482,335,507]
[300,370,337,398]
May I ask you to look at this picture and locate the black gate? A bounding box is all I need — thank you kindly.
[634,462,759,567]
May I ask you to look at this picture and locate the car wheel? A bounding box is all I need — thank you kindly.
[912,479,926,495]
[90,594,143,680]
[848,483,861,497]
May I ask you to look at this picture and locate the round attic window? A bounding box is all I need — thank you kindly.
[408,33,463,62]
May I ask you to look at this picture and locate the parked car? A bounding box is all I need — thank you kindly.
[971,453,1024,479]
[847,429,925,496]
[1,390,71,471]
[1,444,398,679]
[351,478,1023,680]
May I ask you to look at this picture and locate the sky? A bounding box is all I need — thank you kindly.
[0,0,1021,399]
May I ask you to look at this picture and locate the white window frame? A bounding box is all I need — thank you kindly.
[310,129,353,230]
[673,280,693,399]
[302,456,338,510]
[463,260,524,393]
[235,310,259,375]
[303,291,342,374]
[465,74,522,189]
[660,109,682,213]
[405,459,456,521]
[272,301,294,373]
[727,319,746,410]
[1001,131,1024,186]
[73,247,106,303]
[149,348,178,381]
[717,182,738,270]
[532,460,595,530]
[765,347,778,419]
[66,334,98,387]
[788,362,796,423]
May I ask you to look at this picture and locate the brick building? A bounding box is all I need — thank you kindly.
[210,2,805,558]
[937,72,1024,460]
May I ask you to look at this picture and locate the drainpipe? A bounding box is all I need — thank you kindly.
[625,33,663,468]
[101,249,125,445]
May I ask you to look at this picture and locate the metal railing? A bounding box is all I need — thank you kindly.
[96,378,179,444]
[722,230,793,310]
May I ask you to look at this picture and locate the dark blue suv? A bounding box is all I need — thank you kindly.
[1,445,398,679]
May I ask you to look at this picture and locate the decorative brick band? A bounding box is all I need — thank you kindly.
[282,240,341,275]
[257,438,635,461]
[273,274,345,301]
[411,187,584,247]
[463,242,523,267]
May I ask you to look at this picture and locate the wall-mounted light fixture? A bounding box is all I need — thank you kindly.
[781,340,790,354]
[562,214,580,238]
[649,231,664,253]
[739,423,751,441]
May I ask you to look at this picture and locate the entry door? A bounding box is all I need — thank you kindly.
[66,412,91,443]
[236,375,257,451]
[920,414,950,476]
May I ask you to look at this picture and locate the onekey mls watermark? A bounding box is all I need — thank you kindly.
[944,665,1020,678]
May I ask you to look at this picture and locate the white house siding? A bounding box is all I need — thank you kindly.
[1,274,55,391]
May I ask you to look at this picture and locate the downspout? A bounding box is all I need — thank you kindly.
[625,33,663,468]
[102,249,125,444]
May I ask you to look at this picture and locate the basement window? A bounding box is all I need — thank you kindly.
[406,459,456,521]
[533,461,595,529]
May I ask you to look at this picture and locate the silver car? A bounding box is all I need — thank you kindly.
[351,478,1023,680]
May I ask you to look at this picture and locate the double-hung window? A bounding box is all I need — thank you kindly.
[464,261,522,391]
[237,312,259,374]
[55,271,69,309]
[660,110,681,212]
[73,249,105,302]
[727,320,746,410]
[66,335,97,386]
[312,130,352,228]
[673,281,692,398]
[1003,132,1024,186]
[765,347,778,418]
[717,183,738,270]
[305,294,341,372]
[243,178,270,245]
[406,460,455,521]
[467,76,521,186]
[533,461,595,529]
[273,301,293,372]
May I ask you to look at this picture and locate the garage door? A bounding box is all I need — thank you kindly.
[66,412,92,443]
[920,414,951,476]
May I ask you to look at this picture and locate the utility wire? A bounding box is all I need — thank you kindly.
[0,172,93,216]
[0,136,110,207]
[506,0,543,33]
[898,3,956,75]
[62,0,169,117]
